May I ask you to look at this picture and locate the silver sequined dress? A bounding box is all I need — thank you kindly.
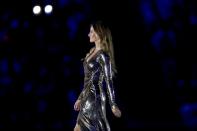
[77,50,117,131]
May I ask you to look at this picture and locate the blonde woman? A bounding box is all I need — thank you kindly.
[74,21,121,131]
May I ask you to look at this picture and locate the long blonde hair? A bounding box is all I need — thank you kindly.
[91,21,117,75]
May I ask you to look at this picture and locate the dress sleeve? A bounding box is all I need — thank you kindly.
[100,53,117,108]
[77,86,86,100]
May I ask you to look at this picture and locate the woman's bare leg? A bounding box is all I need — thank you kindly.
[74,124,81,131]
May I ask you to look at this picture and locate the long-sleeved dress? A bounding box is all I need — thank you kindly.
[76,49,117,131]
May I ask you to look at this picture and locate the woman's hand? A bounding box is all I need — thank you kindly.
[112,105,122,118]
[74,99,81,111]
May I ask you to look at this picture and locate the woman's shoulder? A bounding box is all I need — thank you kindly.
[100,49,109,56]
[98,50,110,60]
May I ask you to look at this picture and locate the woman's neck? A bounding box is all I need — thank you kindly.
[95,41,101,51]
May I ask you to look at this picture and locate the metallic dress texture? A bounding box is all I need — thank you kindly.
[77,50,117,131]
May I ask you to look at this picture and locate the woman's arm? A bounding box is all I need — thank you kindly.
[100,53,117,108]
[77,86,86,100]
[100,52,121,117]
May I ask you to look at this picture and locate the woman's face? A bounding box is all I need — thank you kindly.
[88,26,99,43]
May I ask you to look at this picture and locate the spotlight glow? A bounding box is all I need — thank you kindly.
[44,5,53,14]
[33,5,41,15]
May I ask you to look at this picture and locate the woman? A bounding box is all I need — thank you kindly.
[74,21,121,131]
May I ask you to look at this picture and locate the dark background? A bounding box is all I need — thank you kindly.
[0,0,196,130]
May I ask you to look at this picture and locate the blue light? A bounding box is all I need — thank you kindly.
[0,58,8,74]
[68,90,76,103]
[155,0,172,21]
[58,0,69,8]
[140,1,155,25]
[10,19,19,29]
[151,29,164,53]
